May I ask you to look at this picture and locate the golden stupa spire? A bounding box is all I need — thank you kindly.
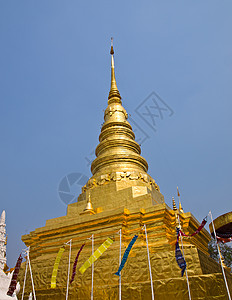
[108,37,121,103]
[90,39,148,176]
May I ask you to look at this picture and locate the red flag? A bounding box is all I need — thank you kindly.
[216,236,232,244]
[70,244,85,284]
[7,254,23,296]
[180,217,207,237]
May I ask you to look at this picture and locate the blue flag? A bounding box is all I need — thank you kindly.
[115,235,138,276]
[175,228,186,276]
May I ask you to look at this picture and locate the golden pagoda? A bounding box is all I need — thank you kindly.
[18,42,232,299]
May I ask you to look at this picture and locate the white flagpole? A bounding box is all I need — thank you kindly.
[65,239,72,300]
[177,215,191,300]
[91,234,94,300]
[21,250,29,300]
[209,211,231,300]
[119,229,122,300]
[143,224,154,300]
[27,247,36,300]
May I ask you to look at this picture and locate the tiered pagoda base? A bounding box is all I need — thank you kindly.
[18,179,232,299]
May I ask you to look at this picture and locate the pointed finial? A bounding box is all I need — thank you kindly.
[0,210,5,225]
[177,187,184,213]
[172,197,177,211]
[110,37,114,55]
[108,37,121,103]
[177,186,180,197]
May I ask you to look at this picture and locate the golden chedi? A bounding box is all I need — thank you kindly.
[18,43,232,299]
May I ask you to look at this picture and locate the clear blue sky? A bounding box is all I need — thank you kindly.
[1,1,231,267]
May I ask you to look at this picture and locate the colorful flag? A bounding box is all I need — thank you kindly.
[175,228,186,277]
[51,246,65,288]
[180,217,207,237]
[70,244,85,283]
[7,254,23,296]
[175,241,186,276]
[115,235,138,276]
[79,238,113,274]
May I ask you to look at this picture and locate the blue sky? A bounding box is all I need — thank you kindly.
[1,1,232,267]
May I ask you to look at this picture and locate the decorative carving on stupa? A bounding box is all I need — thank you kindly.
[0,210,6,271]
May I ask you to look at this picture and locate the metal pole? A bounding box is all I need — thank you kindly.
[91,234,94,300]
[143,224,154,300]
[209,211,231,300]
[27,247,36,300]
[21,251,29,300]
[177,215,191,300]
[66,239,72,300]
[119,229,122,300]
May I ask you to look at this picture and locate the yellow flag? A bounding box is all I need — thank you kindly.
[51,246,65,288]
[79,238,113,274]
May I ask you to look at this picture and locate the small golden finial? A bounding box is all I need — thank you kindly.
[172,197,180,228]
[81,193,95,215]
[177,187,184,213]
[172,197,177,211]
[108,37,121,103]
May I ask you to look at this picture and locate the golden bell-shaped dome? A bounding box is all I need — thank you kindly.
[81,193,95,215]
